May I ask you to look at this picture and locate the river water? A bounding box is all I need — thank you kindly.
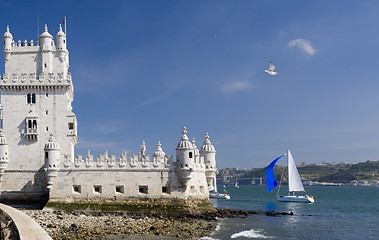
[205,185,379,240]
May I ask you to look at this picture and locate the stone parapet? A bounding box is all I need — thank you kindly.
[0,72,72,87]
[64,151,173,170]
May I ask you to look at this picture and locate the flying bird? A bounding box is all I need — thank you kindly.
[265,61,278,75]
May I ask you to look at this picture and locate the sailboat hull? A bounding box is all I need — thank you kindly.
[209,192,231,199]
[277,195,314,203]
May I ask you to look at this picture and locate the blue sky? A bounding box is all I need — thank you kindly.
[1,0,379,168]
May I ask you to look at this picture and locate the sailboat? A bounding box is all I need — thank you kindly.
[209,176,230,199]
[235,179,240,188]
[266,150,314,203]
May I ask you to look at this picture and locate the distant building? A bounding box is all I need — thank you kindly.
[252,177,263,185]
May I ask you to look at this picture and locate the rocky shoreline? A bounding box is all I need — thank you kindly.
[22,208,293,239]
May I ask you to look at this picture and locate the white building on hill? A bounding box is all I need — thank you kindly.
[0,24,216,206]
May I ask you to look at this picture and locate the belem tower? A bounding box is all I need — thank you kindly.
[0,24,217,206]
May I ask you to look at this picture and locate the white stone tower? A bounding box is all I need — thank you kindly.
[200,132,217,188]
[0,24,77,198]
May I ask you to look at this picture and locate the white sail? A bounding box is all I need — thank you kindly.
[287,150,305,192]
[209,176,218,192]
[214,176,218,192]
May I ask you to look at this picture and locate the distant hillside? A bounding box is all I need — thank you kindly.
[223,160,379,183]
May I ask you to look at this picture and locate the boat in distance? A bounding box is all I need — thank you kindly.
[209,192,231,199]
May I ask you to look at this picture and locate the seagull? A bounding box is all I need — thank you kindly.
[265,61,278,75]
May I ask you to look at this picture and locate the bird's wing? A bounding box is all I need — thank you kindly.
[269,62,275,71]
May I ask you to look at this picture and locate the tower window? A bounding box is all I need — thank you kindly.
[138,185,148,194]
[68,122,74,130]
[44,63,47,68]
[27,93,31,104]
[46,93,48,97]
[189,152,193,158]
[94,185,102,193]
[32,93,36,103]
[162,186,171,194]
[63,39,65,44]
[73,185,81,193]
[115,185,124,194]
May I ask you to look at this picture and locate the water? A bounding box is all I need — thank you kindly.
[205,185,379,240]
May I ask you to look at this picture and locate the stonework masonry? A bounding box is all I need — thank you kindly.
[0,24,217,206]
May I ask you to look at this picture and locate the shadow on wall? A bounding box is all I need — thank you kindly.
[0,167,49,209]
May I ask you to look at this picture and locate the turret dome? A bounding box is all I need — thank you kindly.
[200,132,216,152]
[39,25,53,39]
[154,141,165,158]
[176,127,193,149]
[0,129,7,145]
[44,133,60,150]
[3,26,12,38]
[56,24,65,37]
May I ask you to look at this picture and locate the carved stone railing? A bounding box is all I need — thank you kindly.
[63,151,172,170]
[0,72,72,86]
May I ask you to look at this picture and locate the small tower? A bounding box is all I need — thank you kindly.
[2,26,13,62]
[176,127,195,185]
[0,129,9,184]
[200,132,217,188]
[56,24,69,71]
[44,133,60,191]
[56,24,66,51]
[176,127,195,169]
[38,24,54,74]
[153,141,165,166]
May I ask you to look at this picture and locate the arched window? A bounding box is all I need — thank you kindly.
[27,93,31,104]
[31,93,36,103]
[189,152,193,158]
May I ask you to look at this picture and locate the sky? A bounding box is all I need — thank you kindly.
[1,0,379,168]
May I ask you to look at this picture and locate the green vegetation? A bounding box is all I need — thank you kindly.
[46,199,215,212]
[225,160,379,183]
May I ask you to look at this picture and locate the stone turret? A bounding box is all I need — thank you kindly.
[200,132,216,188]
[153,141,165,165]
[176,127,195,185]
[3,26,13,62]
[44,133,60,191]
[0,129,9,184]
[38,25,54,74]
[56,24,66,50]
[56,24,68,69]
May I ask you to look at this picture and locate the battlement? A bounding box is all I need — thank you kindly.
[64,150,174,170]
[13,39,35,46]
[0,72,72,87]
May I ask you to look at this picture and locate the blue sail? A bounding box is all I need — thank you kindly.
[266,154,285,192]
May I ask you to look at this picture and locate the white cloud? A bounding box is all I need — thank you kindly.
[220,81,253,94]
[287,38,318,57]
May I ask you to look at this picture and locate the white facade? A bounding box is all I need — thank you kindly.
[0,25,216,205]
